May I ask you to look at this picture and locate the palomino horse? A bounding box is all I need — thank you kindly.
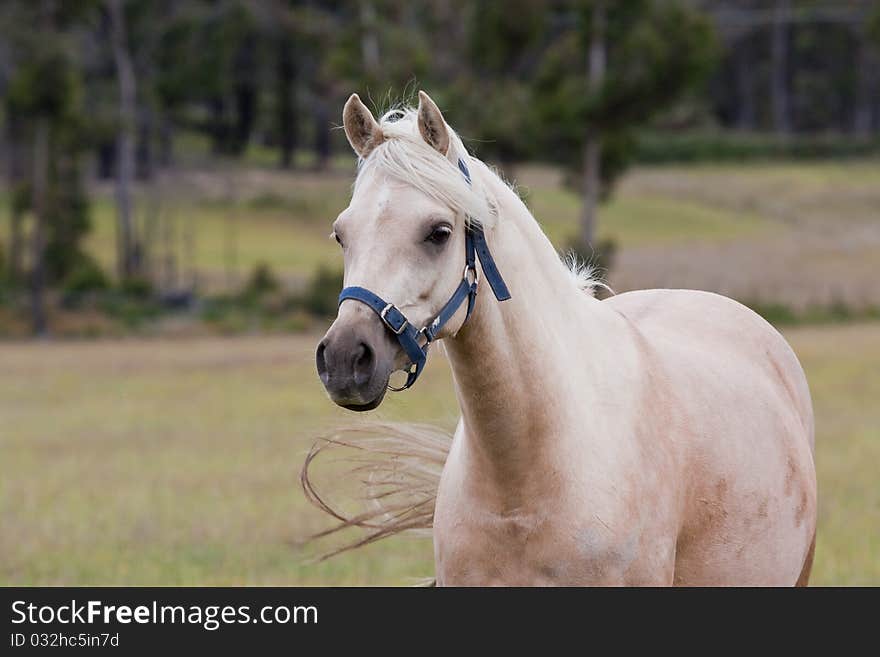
[307,91,817,586]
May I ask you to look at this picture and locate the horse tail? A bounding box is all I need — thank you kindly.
[300,421,452,563]
[796,529,817,587]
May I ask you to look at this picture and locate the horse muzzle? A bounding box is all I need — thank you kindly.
[316,309,395,411]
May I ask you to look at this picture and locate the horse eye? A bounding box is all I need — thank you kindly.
[425,225,452,245]
[332,232,343,247]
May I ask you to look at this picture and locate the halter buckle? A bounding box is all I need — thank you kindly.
[380,303,408,335]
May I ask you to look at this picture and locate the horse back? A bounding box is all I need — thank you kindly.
[605,288,813,448]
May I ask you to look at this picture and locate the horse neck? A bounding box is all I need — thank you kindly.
[442,164,626,496]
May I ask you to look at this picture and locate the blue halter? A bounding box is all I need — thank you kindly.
[337,158,511,391]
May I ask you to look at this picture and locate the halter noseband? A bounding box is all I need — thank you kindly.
[337,158,511,391]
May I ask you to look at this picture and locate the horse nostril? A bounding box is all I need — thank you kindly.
[316,340,329,384]
[352,342,375,387]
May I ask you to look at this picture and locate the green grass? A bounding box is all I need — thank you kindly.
[81,173,353,288]
[0,323,876,585]
[526,186,773,248]
[0,335,455,585]
[4,159,878,301]
[790,324,880,585]
[490,164,784,249]
[678,159,880,186]
[520,159,879,244]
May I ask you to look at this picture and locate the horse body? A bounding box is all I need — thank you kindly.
[437,297,816,585]
[313,92,817,586]
[429,162,816,586]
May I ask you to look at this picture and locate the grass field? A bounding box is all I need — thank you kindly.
[0,322,877,585]
[54,159,880,310]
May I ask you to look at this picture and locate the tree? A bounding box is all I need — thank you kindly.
[453,0,553,167]
[858,3,880,135]
[533,0,717,250]
[580,1,606,252]
[2,0,95,333]
[771,0,792,135]
[4,110,27,283]
[276,27,299,168]
[448,1,715,250]
[107,0,139,280]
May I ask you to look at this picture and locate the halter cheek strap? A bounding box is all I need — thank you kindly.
[337,158,511,391]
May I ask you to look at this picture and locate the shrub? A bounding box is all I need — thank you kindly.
[120,276,154,299]
[301,265,343,318]
[744,299,880,326]
[244,262,280,297]
[62,255,109,295]
[746,302,798,326]
[246,193,289,211]
[634,130,880,164]
[98,292,162,328]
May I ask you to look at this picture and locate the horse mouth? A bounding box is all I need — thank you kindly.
[339,389,386,412]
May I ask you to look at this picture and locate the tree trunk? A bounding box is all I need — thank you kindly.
[277,33,298,169]
[8,203,24,284]
[432,0,461,80]
[313,96,331,171]
[771,0,791,135]
[853,32,877,136]
[142,180,161,284]
[158,112,174,167]
[579,1,606,249]
[30,119,49,336]
[135,104,154,180]
[108,0,138,280]
[735,37,756,131]
[360,1,381,78]
[6,113,25,283]
[232,34,258,156]
[209,96,228,154]
[224,185,238,292]
[184,207,197,293]
[96,141,116,179]
[161,200,177,292]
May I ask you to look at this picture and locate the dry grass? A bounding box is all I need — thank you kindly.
[517,161,880,309]
[0,322,877,585]
[0,334,453,585]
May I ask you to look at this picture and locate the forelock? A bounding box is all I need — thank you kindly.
[352,107,496,228]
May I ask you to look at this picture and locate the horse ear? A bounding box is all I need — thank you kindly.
[417,90,450,155]
[343,93,384,158]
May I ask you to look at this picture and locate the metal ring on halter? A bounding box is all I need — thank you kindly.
[464,263,479,287]
[387,362,418,392]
